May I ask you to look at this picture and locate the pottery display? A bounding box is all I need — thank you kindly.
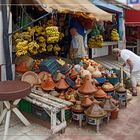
[103,96,117,112]
[102,81,114,92]
[71,101,84,113]
[81,95,93,107]
[84,101,107,118]
[55,76,69,90]
[115,83,126,93]
[41,74,55,91]
[78,76,97,95]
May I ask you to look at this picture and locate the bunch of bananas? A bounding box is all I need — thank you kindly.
[16,41,28,57]
[14,32,32,43]
[88,35,103,48]
[47,44,53,52]
[46,26,60,43]
[53,44,61,55]
[36,36,46,43]
[38,42,47,53]
[111,29,120,41]
[28,41,40,55]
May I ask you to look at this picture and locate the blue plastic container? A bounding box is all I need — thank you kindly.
[95,77,107,84]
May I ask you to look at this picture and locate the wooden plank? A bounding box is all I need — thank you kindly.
[32,89,73,106]
[24,96,58,112]
[29,93,66,109]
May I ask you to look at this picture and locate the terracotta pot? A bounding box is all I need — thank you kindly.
[38,71,49,83]
[84,100,107,118]
[16,62,28,73]
[55,76,69,90]
[94,87,107,98]
[103,96,117,112]
[71,101,84,113]
[69,94,76,103]
[111,108,119,120]
[87,63,95,74]
[81,95,93,107]
[102,81,114,92]
[41,74,55,91]
[78,76,97,94]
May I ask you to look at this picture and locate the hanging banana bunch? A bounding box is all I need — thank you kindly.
[46,26,60,43]
[111,29,120,41]
[28,41,39,55]
[38,42,47,53]
[16,40,29,57]
[88,35,103,48]
[47,44,53,52]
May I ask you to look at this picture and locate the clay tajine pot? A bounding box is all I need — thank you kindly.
[81,95,93,107]
[71,101,84,113]
[94,87,107,98]
[78,76,97,95]
[41,74,55,91]
[102,81,114,92]
[53,70,64,82]
[84,100,107,118]
[115,83,126,93]
[103,96,117,112]
[55,76,69,90]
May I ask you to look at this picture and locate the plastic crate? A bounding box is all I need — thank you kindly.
[39,58,61,75]
[18,99,32,113]
[57,109,72,121]
[32,104,50,121]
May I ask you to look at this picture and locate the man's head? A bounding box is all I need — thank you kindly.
[70,27,78,36]
[112,48,121,58]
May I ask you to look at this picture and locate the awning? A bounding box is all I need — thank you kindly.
[19,0,112,21]
[125,10,140,26]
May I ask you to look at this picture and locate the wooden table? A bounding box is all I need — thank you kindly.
[0,80,31,140]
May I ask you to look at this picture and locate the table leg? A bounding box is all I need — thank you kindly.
[79,114,82,128]
[12,107,30,126]
[0,109,7,124]
[3,110,11,140]
[0,101,3,115]
[96,119,100,133]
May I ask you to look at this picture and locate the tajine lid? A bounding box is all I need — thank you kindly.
[84,100,107,118]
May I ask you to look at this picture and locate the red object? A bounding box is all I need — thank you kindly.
[125,10,140,26]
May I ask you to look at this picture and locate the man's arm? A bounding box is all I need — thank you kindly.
[126,59,133,73]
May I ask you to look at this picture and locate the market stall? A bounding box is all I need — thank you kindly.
[0,0,131,137]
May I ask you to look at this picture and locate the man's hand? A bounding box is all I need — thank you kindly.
[122,63,126,67]
[126,59,133,74]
